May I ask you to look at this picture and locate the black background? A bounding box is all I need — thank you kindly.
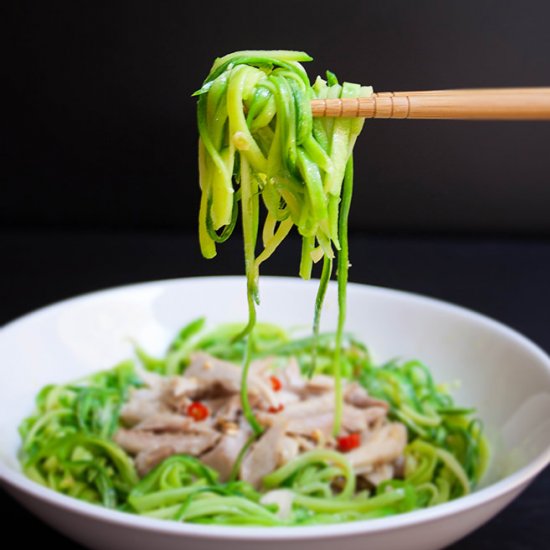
[4,0,550,234]
[2,1,549,548]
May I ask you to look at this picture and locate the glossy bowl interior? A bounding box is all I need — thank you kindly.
[1,276,549,550]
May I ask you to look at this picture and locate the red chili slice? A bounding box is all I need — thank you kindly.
[337,433,361,452]
[187,401,209,421]
[268,404,284,414]
[270,375,282,392]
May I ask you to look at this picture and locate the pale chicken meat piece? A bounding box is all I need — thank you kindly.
[168,376,204,398]
[134,413,199,432]
[185,352,279,407]
[363,463,395,486]
[133,413,218,435]
[261,393,370,436]
[344,382,389,410]
[278,434,300,464]
[303,374,335,395]
[362,406,389,432]
[278,392,334,417]
[212,394,243,425]
[272,357,306,393]
[291,434,319,453]
[346,423,407,475]
[120,373,191,426]
[119,388,170,427]
[162,377,203,412]
[200,426,250,481]
[136,370,166,392]
[284,405,368,437]
[260,489,295,520]
[273,389,300,407]
[135,446,175,476]
[114,427,220,456]
[249,357,276,377]
[240,424,296,489]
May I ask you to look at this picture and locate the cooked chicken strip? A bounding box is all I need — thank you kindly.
[278,357,306,393]
[119,388,170,426]
[185,352,279,406]
[114,428,220,456]
[364,463,395,486]
[134,413,214,433]
[344,382,389,410]
[200,427,250,481]
[262,393,370,435]
[135,446,175,476]
[346,423,407,474]
[240,424,289,489]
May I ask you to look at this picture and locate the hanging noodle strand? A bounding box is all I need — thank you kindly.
[195,50,372,435]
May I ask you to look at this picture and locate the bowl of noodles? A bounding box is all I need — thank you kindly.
[1,276,549,550]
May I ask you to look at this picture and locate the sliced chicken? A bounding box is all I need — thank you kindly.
[240,424,290,489]
[249,357,276,377]
[185,352,279,407]
[346,423,407,475]
[261,393,370,436]
[114,428,220,456]
[162,377,203,411]
[135,446,175,476]
[134,413,196,432]
[363,463,395,486]
[362,406,388,431]
[212,394,242,425]
[119,388,170,427]
[260,489,295,520]
[133,413,216,434]
[304,374,335,395]
[344,382,389,410]
[200,427,250,481]
[276,358,306,393]
[278,392,334,417]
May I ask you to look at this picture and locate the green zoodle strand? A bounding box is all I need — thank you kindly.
[196,50,372,435]
[19,320,488,525]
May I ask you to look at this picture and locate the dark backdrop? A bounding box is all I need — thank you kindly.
[4,0,550,235]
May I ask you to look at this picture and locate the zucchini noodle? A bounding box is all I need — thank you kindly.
[18,362,141,507]
[19,320,488,525]
[196,50,372,435]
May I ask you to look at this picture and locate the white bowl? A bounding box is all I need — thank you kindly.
[1,276,549,550]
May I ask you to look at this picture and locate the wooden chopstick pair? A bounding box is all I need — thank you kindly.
[310,87,550,120]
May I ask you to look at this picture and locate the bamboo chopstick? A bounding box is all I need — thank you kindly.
[390,88,550,96]
[310,88,550,120]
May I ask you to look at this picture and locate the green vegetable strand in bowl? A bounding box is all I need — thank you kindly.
[19,320,488,526]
